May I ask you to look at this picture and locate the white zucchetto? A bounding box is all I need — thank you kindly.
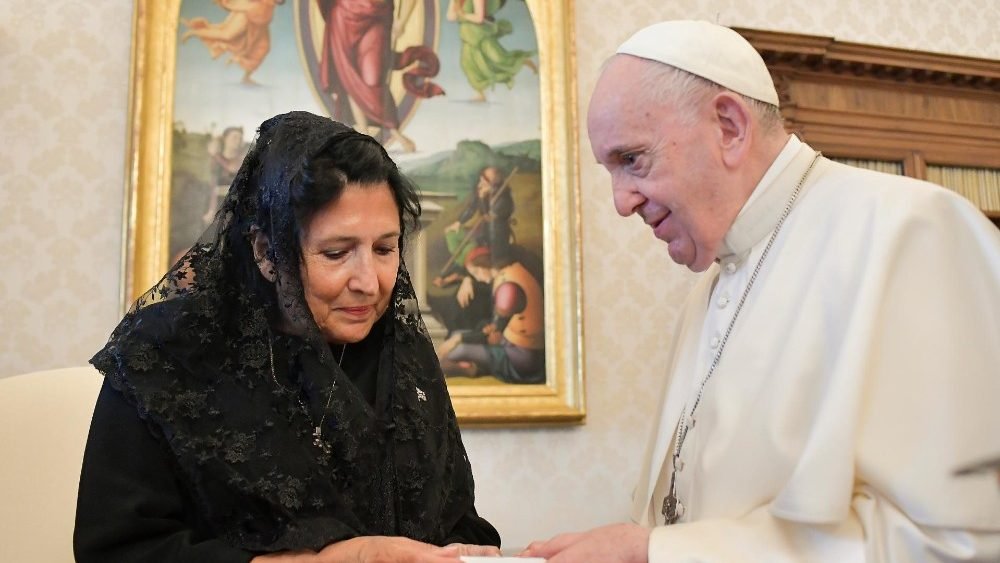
[616,20,780,107]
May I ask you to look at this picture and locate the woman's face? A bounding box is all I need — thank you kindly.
[296,181,401,344]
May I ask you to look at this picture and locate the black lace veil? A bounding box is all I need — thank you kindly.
[91,112,489,551]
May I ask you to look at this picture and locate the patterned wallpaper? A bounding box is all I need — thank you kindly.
[1,2,131,376]
[2,0,997,551]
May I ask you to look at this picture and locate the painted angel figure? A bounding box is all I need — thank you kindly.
[181,0,285,85]
[446,0,536,102]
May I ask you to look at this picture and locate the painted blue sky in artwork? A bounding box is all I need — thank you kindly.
[399,0,541,163]
[173,0,541,159]
[173,1,323,135]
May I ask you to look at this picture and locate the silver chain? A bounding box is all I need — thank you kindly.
[268,332,346,454]
[663,151,821,524]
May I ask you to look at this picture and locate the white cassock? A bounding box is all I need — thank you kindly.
[632,136,1000,562]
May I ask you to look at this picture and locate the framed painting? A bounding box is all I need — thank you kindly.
[123,0,584,424]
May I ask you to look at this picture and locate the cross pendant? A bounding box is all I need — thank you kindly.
[661,493,685,525]
[312,427,330,453]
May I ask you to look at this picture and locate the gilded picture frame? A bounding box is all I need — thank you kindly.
[123,0,584,424]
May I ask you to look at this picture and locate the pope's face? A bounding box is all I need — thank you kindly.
[587,56,732,272]
[296,182,400,344]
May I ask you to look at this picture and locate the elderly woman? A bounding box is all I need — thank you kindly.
[74,112,501,562]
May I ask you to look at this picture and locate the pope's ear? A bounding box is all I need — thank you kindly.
[713,92,752,167]
[250,229,277,283]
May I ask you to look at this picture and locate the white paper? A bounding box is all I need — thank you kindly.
[461,558,545,563]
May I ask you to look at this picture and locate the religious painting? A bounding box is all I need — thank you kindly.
[124,0,584,424]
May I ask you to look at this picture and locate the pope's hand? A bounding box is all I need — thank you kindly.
[520,523,649,563]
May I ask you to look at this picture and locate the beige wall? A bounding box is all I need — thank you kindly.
[2,0,997,551]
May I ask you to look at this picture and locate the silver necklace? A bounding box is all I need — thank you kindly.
[268,333,346,455]
[662,152,822,525]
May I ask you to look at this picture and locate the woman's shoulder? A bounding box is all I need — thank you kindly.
[92,295,232,385]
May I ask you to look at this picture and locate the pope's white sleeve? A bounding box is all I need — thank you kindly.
[852,484,1000,563]
[648,492,1000,563]
[648,503,863,563]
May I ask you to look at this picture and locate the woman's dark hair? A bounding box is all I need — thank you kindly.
[289,134,421,253]
[210,112,421,328]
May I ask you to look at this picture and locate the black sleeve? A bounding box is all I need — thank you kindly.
[74,381,255,563]
[437,404,501,549]
[443,509,502,548]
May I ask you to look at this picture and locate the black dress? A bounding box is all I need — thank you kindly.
[75,383,256,562]
[75,111,500,560]
[76,320,500,561]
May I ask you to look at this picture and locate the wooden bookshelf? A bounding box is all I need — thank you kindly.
[736,27,1000,227]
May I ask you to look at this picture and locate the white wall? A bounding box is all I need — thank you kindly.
[2,0,997,551]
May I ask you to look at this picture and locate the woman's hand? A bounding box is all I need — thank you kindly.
[251,535,501,562]
[250,549,318,562]
[316,536,469,563]
[443,542,502,557]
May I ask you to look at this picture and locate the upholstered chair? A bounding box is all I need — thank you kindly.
[0,366,103,563]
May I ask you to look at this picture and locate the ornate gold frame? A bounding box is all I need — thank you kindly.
[122,0,584,424]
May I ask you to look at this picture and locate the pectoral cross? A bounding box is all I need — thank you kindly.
[661,472,685,525]
[661,494,685,525]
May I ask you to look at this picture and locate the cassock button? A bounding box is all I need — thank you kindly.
[725,262,737,274]
[717,295,730,308]
[709,337,720,349]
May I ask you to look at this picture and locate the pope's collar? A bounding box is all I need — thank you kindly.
[717,136,819,263]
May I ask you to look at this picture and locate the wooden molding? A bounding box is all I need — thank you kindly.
[736,28,1000,91]
[734,27,1000,226]
[734,27,1000,170]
